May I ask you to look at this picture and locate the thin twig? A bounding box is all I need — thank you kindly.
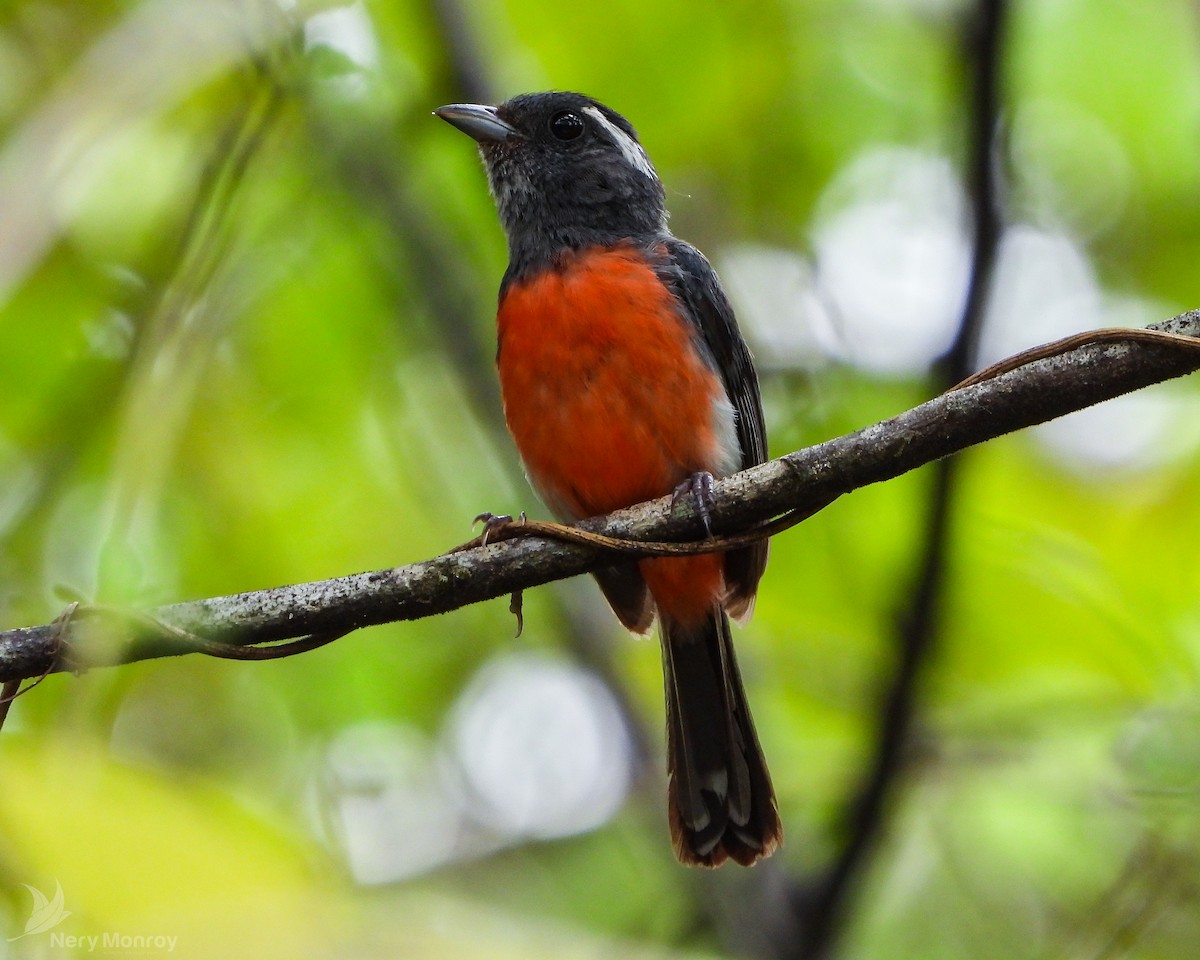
[0,680,19,731]
[952,326,1200,390]
[455,497,839,557]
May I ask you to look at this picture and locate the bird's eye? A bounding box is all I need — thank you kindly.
[548,110,585,141]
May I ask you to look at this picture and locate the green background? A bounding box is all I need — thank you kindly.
[1,1,1199,957]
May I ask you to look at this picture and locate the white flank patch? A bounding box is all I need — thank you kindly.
[583,106,656,179]
[710,395,741,478]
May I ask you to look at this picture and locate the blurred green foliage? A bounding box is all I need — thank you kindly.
[1,1,1200,958]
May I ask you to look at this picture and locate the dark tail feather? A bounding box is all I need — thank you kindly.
[661,610,781,866]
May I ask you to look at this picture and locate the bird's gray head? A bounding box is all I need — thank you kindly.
[435,91,669,270]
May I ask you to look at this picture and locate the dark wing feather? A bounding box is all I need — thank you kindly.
[656,238,768,616]
[593,562,654,633]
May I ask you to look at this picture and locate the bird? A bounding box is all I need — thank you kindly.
[435,91,780,866]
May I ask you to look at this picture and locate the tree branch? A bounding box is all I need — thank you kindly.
[2,315,1199,683]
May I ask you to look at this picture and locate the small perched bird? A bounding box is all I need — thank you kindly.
[436,92,780,866]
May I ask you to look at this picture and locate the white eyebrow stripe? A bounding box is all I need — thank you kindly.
[582,106,656,180]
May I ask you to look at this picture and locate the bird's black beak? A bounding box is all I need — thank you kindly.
[434,103,520,143]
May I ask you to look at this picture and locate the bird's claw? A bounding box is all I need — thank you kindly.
[671,472,716,538]
[472,515,527,635]
[474,511,527,547]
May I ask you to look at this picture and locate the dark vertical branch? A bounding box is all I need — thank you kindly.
[941,0,1007,382]
[788,3,1009,958]
[305,0,501,429]
[423,0,493,104]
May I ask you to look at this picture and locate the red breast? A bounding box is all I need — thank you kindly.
[497,244,735,625]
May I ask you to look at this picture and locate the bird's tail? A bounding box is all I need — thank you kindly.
[661,608,781,866]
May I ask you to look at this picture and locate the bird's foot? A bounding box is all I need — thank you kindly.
[670,472,715,538]
[473,511,527,546]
